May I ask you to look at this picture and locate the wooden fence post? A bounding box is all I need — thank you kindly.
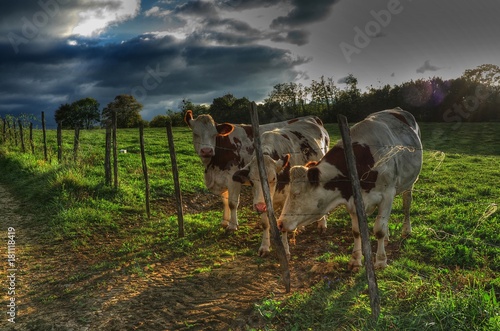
[112,111,118,189]
[139,123,151,219]
[249,102,291,293]
[29,123,35,154]
[166,120,185,238]
[18,120,25,153]
[57,122,62,162]
[13,121,17,146]
[41,111,48,161]
[73,126,80,162]
[338,114,380,320]
[104,126,112,186]
[5,119,11,145]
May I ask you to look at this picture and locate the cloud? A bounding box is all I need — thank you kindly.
[270,0,340,28]
[0,31,309,126]
[218,0,281,11]
[271,29,310,46]
[416,60,441,74]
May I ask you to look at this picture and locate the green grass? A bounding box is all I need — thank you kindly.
[0,123,499,330]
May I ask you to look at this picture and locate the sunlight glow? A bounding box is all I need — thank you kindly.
[71,0,139,37]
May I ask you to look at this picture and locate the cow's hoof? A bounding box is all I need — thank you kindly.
[224,226,238,234]
[317,226,327,235]
[221,220,230,228]
[374,261,387,269]
[258,249,270,257]
[348,260,362,272]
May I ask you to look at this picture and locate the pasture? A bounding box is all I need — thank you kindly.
[0,122,499,330]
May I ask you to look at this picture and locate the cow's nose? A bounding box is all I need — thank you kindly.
[200,148,213,157]
[254,203,267,213]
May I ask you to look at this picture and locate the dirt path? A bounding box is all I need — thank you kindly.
[1,184,351,331]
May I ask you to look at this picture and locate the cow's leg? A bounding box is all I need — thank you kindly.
[401,190,412,237]
[259,213,291,259]
[226,181,241,231]
[348,208,363,271]
[281,231,291,260]
[221,191,230,228]
[316,216,327,234]
[259,213,271,256]
[373,194,395,269]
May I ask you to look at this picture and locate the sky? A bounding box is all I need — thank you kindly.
[1,0,500,126]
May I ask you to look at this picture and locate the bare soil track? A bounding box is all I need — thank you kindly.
[0,184,379,331]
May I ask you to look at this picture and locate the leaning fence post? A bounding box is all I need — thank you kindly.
[18,120,25,153]
[139,122,151,219]
[338,114,380,320]
[41,111,48,161]
[249,101,291,293]
[104,126,112,186]
[166,120,185,237]
[29,123,35,154]
[112,111,118,189]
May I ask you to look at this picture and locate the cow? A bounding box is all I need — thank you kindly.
[184,110,312,236]
[277,108,423,270]
[232,116,330,257]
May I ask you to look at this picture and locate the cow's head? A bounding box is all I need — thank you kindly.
[278,164,334,232]
[184,110,234,158]
[233,154,290,213]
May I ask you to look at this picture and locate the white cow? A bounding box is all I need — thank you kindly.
[278,108,423,270]
[232,116,330,257]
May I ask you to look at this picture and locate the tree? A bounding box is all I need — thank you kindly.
[463,64,500,87]
[54,98,100,129]
[54,103,73,128]
[209,94,251,123]
[149,115,168,128]
[267,83,304,117]
[73,98,100,129]
[102,95,143,128]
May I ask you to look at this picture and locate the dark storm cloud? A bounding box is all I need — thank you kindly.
[0,29,309,126]
[271,29,310,46]
[270,0,340,28]
[217,0,281,10]
[173,0,218,18]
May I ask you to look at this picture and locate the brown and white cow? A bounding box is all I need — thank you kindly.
[184,110,307,234]
[278,108,423,270]
[232,116,330,257]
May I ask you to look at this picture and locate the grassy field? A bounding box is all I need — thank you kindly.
[0,122,499,330]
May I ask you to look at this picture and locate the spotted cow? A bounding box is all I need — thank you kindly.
[184,110,316,240]
[278,108,423,269]
[232,116,330,257]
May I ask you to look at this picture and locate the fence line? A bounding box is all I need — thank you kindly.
[0,116,497,251]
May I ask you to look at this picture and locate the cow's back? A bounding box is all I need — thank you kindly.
[350,109,422,193]
[261,117,329,165]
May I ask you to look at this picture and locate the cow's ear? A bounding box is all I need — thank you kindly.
[276,154,290,172]
[184,110,194,128]
[232,169,250,185]
[216,123,234,136]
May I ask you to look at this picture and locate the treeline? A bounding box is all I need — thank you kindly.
[181,64,500,125]
[2,65,499,130]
